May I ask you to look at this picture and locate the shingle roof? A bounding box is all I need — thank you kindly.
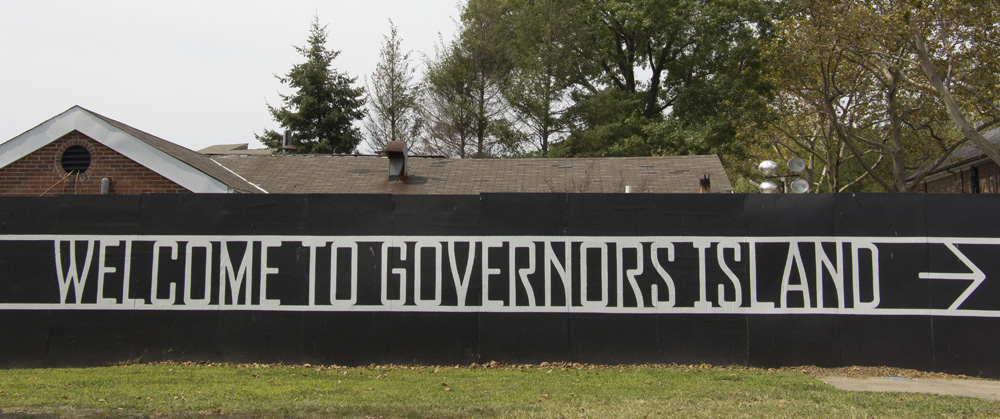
[85,109,264,193]
[932,128,1000,172]
[210,154,732,194]
[198,143,273,155]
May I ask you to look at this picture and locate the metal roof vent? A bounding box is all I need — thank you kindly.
[386,141,408,181]
[281,130,296,155]
[61,145,91,173]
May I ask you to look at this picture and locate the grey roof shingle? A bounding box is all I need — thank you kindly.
[210,154,732,194]
[86,110,263,193]
[198,143,274,155]
[935,128,1000,170]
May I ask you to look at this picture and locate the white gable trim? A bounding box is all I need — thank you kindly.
[0,107,232,193]
[211,158,269,194]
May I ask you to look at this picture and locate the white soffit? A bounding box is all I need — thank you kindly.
[0,106,231,193]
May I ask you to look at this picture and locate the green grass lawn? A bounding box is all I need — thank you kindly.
[0,363,997,418]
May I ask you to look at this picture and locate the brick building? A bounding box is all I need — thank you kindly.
[0,106,733,195]
[913,128,1000,194]
[0,106,262,195]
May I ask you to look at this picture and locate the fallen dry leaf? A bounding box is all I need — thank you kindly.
[444,388,452,392]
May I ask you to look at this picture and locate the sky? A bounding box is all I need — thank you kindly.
[0,0,461,151]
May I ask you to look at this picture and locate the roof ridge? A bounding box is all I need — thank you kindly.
[80,108,262,193]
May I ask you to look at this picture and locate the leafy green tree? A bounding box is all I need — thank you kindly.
[256,15,365,154]
[425,0,775,160]
[553,0,776,157]
[737,2,895,193]
[551,89,646,157]
[420,0,520,158]
[908,0,1000,166]
[419,39,479,158]
[502,0,583,155]
[364,21,420,152]
[741,0,1000,192]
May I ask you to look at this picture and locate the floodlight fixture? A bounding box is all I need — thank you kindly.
[758,160,778,177]
[757,157,810,193]
[788,157,806,173]
[759,181,779,194]
[790,178,810,193]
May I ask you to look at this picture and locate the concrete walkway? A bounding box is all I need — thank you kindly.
[823,377,1000,400]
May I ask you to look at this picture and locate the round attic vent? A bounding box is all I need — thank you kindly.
[61,145,92,173]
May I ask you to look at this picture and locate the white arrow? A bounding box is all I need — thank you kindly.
[918,242,986,310]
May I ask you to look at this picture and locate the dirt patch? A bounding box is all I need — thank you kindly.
[780,365,987,381]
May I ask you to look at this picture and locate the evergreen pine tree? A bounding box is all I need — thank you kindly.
[256,15,365,154]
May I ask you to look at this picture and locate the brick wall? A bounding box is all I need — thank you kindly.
[0,131,189,196]
[977,163,1000,193]
[921,173,962,193]
[919,161,1000,193]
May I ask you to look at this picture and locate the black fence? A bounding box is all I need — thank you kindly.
[1,193,999,376]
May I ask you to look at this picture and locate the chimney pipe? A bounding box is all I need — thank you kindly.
[699,174,711,193]
[281,130,296,155]
[385,141,408,181]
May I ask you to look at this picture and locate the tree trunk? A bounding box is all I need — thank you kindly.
[886,72,907,192]
[913,34,1000,167]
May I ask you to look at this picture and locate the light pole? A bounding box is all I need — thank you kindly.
[758,158,810,193]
